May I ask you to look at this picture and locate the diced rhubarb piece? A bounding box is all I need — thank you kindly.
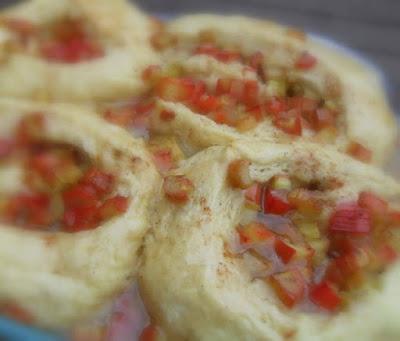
[287,189,321,216]
[235,116,258,132]
[41,39,103,63]
[310,108,336,131]
[347,142,372,163]
[28,150,80,188]
[263,189,292,215]
[247,105,263,122]
[324,252,360,289]
[244,183,262,208]
[240,80,260,107]
[227,159,253,189]
[209,110,230,125]
[378,244,398,265]
[273,109,302,136]
[81,169,114,197]
[5,193,53,227]
[62,184,98,209]
[133,102,155,115]
[328,233,363,257]
[215,78,233,96]
[142,64,162,82]
[140,325,158,341]
[275,238,296,264]
[328,202,371,234]
[358,191,388,219]
[269,269,306,308]
[219,79,259,107]
[0,139,14,159]
[212,49,241,63]
[97,196,128,221]
[152,149,174,173]
[194,44,241,63]
[248,51,264,71]
[155,77,200,102]
[237,222,275,245]
[287,97,319,113]
[191,94,221,114]
[16,113,45,145]
[295,52,317,70]
[159,110,176,122]
[104,106,135,127]
[163,175,194,204]
[62,205,99,232]
[310,281,341,311]
[265,97,287,115]
[389,210,400,227]
[3,18,37,38]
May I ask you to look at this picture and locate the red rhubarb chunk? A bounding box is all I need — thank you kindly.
[156,77,200,102]
[275,238,296,264]
[97,196,128,221]
[62,205,98,232]
[273,110,302,136]
[238,222,275,245]
[163,175,194,204]
[81,169,114,197]
[310,281,341,311]
[0,139,14,159]
[244,183,262,207]
[5,193,52,227]
[295,52,317,70]
[269,269,306,308]
[62,184,98,209]
[152,149,174,173]
[347,142,372,163]
[329,202,371,234]
[140,325,158,341]
[263,189,292,215]
[41,39,103,63]
[358,191,388,218]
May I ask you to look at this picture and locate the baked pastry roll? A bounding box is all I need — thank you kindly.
[0,98,159,329]
[0,0,158,101]
[139,15,396,165]
[140,142,400,340]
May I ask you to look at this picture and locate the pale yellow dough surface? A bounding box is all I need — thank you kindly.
[140,142,400,341]
[0,0,158,101]
[150,14,397,165]
[0,98,160,329]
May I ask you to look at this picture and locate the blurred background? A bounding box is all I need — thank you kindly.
[0,0,399,113]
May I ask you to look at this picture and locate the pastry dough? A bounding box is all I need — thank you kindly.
[140,142,400,341]
[0,0,158,101]
[148,15,396,165]
[0,98,160,329]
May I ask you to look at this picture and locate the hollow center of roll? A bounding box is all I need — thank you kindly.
[2,16,104,63]
[232,174,400,313]
[0,113,128,232]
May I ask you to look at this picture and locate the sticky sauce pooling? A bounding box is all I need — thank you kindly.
[228,160,400,312]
